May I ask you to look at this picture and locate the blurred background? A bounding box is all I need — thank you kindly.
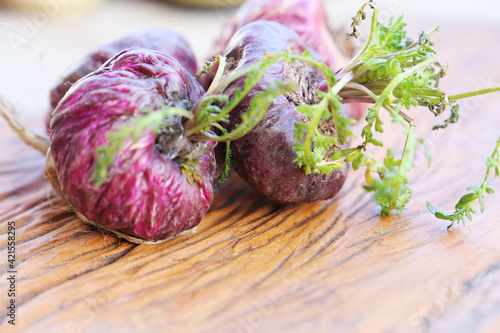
[1,0,500,129]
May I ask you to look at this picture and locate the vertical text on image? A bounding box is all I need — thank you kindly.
[6,221,17,326]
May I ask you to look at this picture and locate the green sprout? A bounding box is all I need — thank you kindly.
[287,1,500,217]
[427,136,500,229]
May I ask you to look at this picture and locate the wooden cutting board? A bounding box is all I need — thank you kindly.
[1,3,500,333]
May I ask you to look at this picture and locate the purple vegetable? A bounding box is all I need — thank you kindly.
[49,48,216,242]
[199,0,346,90]
[200,0,365,121]
[50,28,198,110]
[218,21,348,204]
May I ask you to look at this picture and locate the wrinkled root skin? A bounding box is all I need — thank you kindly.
[231,96,348,204]
[50,49,215,241]
[50,28,198,110]
[221,22,348,204]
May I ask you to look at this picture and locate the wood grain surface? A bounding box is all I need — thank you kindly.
[1,2,500,333]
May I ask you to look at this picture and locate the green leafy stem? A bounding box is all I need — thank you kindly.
[427,135,500,229]
[287,1,500,217]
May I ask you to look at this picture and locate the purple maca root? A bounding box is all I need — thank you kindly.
[198,0,365,121]
[218,21,348,204]
[50,28,198,110]
[199,0,347,90]
[49,48,216,243]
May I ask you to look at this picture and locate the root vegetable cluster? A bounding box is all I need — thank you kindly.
[1,0,499,243]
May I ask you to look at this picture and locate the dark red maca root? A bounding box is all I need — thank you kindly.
[199,0,365,121]
[218,21,348,204]
[199,0,347,90]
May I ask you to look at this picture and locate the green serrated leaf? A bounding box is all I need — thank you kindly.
[455,193,479,209]
[426,202,458,220]
[329,148,358,161]
[370,138,384,147]
[352,152,366,171]
[344,150,360,164]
